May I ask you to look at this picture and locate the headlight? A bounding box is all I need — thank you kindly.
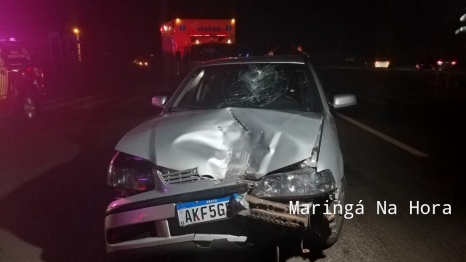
[107,166,155,191]
[251,168,336,198]
[107,152,155,191]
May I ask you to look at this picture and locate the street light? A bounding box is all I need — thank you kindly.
[73,28,81,61]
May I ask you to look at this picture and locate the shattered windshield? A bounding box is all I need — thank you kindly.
[169,63,318,112]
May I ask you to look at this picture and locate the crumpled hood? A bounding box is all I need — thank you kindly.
[115,107,323,180]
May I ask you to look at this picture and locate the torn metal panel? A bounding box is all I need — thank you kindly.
[316,112,344,185]
[115,108,323,180]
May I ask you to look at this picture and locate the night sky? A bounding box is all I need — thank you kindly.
[1,0,465,64]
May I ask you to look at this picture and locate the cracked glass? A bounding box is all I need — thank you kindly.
[170,63,318,112]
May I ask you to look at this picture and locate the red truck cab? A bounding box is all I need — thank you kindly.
[160,18,238,89]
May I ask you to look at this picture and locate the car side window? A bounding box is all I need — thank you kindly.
[182,50,191,63]
[172,69,205,107]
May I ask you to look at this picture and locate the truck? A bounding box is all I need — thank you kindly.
[160,18,249,89]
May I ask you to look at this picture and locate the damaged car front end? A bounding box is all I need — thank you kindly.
[104,56,356,260]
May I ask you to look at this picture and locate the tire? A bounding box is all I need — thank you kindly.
[305,177,347,250]
[20,94,40,120]
[277,234,306,262]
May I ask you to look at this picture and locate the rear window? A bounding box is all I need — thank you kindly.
[191,44,250,61]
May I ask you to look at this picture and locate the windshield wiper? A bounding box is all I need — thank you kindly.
[169,105,213,112]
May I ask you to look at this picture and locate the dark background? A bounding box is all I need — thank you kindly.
[2,1,466,262]
[1,0,466,66]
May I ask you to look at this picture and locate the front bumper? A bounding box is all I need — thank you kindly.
[105,182,313,259]
[105,182,252,259]
[107,233,250,261]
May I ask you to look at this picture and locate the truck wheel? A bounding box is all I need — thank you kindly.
[21,94,40,120]
[305,177,347,250]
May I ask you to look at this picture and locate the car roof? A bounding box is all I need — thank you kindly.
[199,55,306,66]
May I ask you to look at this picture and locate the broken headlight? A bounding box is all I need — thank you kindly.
[107,152,155,192]
[250,168,336,198]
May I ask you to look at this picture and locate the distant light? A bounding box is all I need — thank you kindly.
[452,61,457,65]
[9,37,16,41]
[73,28,79,34]
[227,39,231,44]
[138,62,143,66]
[144,62,148,66]
[160,26,163,33]
[163,25,168,31]
[375,61,389,68]
[437,60,443,65]
[176,18,180,23]
[231,18,235,24]
[195,40,200,44]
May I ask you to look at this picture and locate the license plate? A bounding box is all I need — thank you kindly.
[176,195,233,227]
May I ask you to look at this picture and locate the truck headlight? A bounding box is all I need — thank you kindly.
[107,152,155,191]
[250,168,336,198]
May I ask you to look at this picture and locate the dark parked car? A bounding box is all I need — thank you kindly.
[0,41,45,119]
[416,60,436,71]
[416,59,457,71]
[436,59,457,71]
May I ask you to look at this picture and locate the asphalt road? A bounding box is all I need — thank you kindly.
[0,67,465,262]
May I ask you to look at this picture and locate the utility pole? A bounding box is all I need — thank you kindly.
[73,28,81,62]
[450,8,466,101]
[454,10,466,35]
[338,28,342,54]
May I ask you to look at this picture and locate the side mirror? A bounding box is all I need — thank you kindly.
[331,94,357,109]
[175,51,181,62]
[152,95,167,108]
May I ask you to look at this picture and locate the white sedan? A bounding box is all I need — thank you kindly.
[104,55,357,261]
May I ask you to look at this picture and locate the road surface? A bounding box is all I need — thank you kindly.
[0,67,465,262]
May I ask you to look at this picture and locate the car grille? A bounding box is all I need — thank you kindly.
[160,168,202,184]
